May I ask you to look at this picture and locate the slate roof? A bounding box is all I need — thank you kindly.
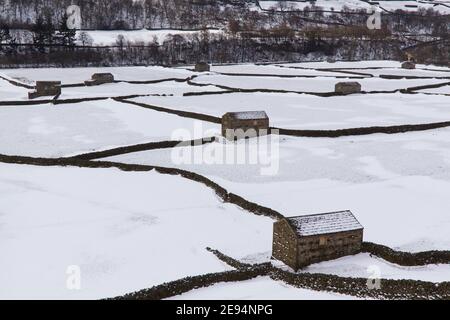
[225,111,268,120]
[287,210,363,237]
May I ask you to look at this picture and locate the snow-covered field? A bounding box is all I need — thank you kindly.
[208,64,349,77]
[258,0,372,12]
[303,253,450,283]
[106,129,450,252]
[1,60,449,300]
[0,163,273,299]
[58,81,222,100]
[191,74,447,92]
[0,78,30,100]
[130,92,450,129]
[0,99,218,157]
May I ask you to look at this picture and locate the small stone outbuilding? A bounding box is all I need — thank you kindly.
[84,73,115,86]
[194,62,210,72]
[335,81,361,94]
[401,61,416,70]
[272,210,364,270]
[222,111,269,140]
[28,81,61,99]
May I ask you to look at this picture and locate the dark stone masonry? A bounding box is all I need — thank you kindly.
[272,210,364,270]
[28,81,61,99]
[221,111,270,140]
[335,81,362,94]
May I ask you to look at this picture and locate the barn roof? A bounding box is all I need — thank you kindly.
[287,210,363,237]
[224,111,268,120]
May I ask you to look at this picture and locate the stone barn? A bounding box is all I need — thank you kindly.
[28,81,61,99]
[194,62,210,72]
[401,61,416,69]
[222,111,269,140]
[335,82,361,94]
[272,210,363,270]
[84,73,115,86]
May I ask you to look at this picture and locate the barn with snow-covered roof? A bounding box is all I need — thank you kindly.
[272,210,364,270]
[221,111,269,140]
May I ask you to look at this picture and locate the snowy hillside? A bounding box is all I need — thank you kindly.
[257,0,450,14]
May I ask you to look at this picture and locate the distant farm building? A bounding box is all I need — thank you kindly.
[28,81,61,99]
[405,52,416,63]
[85,73,115,86]
[272,210,364,270]
[222,111,269,140]
[335,82,361,94]
[401,61,416,69]
[194,62,210,72]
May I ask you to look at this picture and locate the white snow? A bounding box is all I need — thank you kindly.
[0,66,196,86]
[209,64,349,77]
[0,163,273,299]
[258,0,372,12]
[77,29,222,46]
[276,60,403,69]
[0,78,30,100]
[191,74,446,92]
[378,1,450,13]
[57,81,222,100]
[288,210,363,236]
[417,84,450,95]
[229,111,268,120]
[1,61,450,299]
[130,92,450,129]
[106,129,450,252]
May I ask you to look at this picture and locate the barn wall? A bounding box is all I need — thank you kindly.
[297,229,363,268]
[272,219,298,270]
